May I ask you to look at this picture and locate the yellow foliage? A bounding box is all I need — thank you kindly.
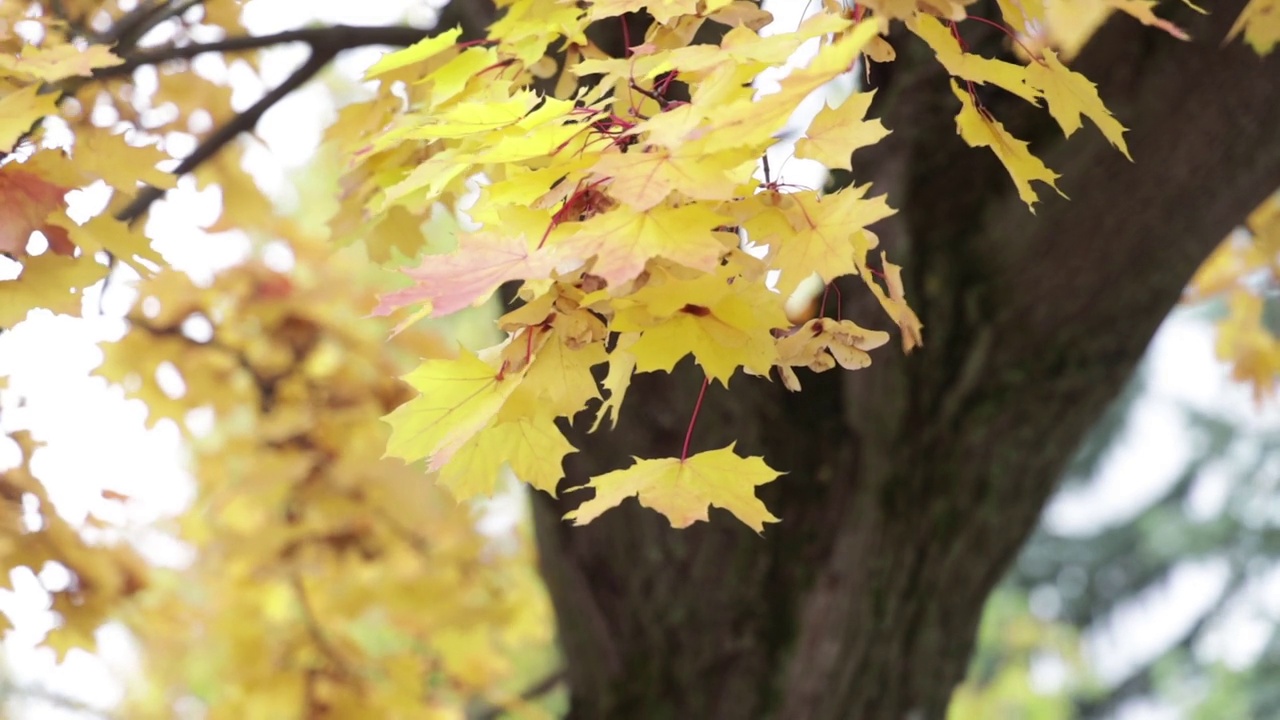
[1187,195,1280,403]
[97,242,555,718]
[950,80,1063,209]
[564,444,782,532]
[0,431,148,662]
[1230,0,1280,54]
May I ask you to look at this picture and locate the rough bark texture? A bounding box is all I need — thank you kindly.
[522,3,1280,719]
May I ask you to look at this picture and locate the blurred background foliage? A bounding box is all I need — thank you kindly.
[952,295,1280,720]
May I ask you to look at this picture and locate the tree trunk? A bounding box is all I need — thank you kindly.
[529,2,1280,718]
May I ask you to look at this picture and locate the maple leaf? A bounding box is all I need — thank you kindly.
[437,412,576,498]
[794,90,892,171]
[0,168,77,257]
[74,130,178,192]
[591,145,753,211]
[703,22,880,152]
[0,252,108,327]
[564,444,782,532]
[950,81,1062,209]
[911,14,1040,104]
[576,12,852,83]
[0,85,59,153]
[1229,0,1280,55]
[373,229,562,318]
[1027,50,1130,158]
[1215,289,1280,402]
[49,212,166,275]
[518,331,609,417]
[997,0,1047,35]
[0,43,123,82]
[744,187,896,296]
[862,251,925,352]
[365,27,463,79]
[383,350,521,470]
[613,263,788,385]
[591,332,640,432]
[556,203,736,288]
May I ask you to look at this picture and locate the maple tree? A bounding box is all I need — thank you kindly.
[0,0,1278,718]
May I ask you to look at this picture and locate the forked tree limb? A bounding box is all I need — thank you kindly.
[114,47,336,224]
[105,0,494,224]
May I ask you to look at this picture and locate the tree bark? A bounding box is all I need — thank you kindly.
[528,2,1280,718]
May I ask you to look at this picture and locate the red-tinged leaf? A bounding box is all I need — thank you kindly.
[373,230,563,318]
[0,169,76,257]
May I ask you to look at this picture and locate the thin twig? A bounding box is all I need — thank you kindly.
[115,47,336,224]
[145,0,207,30]
[102,0,169,47]
[105,21,457,224]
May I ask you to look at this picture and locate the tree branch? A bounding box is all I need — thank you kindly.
[103,0,178,49]
[105,14,480,224]
[94,24,437,80]
[114,47,336,224]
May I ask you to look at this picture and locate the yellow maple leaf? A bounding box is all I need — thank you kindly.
[592,145,752,211]
[997,0,1048,35]
[355,204,428,264]
[49,212,166,275]
[1215,289,1280,402]
[564,444,782,531]
[911,14,1040,104]
[0,85,58,152]
[590,332,640,432]
[0,253,108,327]
[951,80,1062,209]
[518,332,608,417]
[794,90,892,171]
[415,46,499,106]
[703,21,880,152]
[556,203,736,288]
[1228,0,1280,55]
[365,27,463,79]
[437,412,576,498]
[861,251,925,352]
[580,12,852,83]
[744,187,895,296]
[0,43,122,81]
[1027,49,1130,158]
[383,350,521,470]
[74,130,178,192]
[397,91,543,142]
[614,265,787,385]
